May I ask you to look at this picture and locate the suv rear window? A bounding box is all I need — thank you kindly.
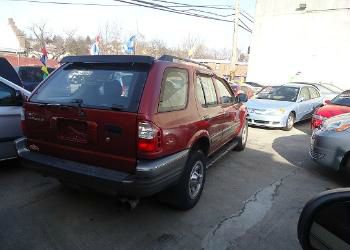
[30,63,150,112]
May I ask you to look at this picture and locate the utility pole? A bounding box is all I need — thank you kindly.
[231,0,240,80]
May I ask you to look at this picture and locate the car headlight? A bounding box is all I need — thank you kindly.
[322,119,350,132]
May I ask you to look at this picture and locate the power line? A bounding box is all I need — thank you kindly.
[113,0,233,22]
[114,0,252,32]
[6,0,131,7]
[240,11,254,23]
[148,0,233,10]
[6,0,252,32]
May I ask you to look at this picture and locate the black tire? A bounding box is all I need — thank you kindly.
[235,121,248,151]
[160,150,207,210]
[283,113,295,131]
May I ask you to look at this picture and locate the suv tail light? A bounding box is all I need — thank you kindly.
[138,121,161,153]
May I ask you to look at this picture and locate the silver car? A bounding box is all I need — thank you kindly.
[0,58,30,161]
[246,83,323,130]
[310,113,350,171]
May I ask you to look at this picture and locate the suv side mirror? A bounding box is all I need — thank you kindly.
[298,188,350,250]
[237,93,248,103]
[14,90,24,106]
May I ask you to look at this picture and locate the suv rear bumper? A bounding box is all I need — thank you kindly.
[15,137,189,197]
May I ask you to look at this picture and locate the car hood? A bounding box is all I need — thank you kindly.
[246,99,294,110]
[315,104,350,118]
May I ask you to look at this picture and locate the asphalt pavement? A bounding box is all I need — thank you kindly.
[0,121,349,250]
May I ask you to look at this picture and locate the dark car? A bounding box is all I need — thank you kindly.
[16,55,248,210]
[15,66,55,91]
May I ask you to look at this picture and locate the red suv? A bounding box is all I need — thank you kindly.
[16,55,248,210]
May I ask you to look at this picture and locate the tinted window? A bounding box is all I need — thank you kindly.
[331,91,350,107]
[158,68,188,112]
[0,82,16,106]
[299,87,311,101]
[215,78,234,104]
[309,87,320,99]
[198,75,217,106]
[31,63,150,112]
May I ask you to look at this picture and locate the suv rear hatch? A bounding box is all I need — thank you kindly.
[24,56,154,173]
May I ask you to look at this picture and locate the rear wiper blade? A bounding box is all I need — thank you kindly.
[45,99,84,109]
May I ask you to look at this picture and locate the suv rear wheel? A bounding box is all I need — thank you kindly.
[160,150,207,210]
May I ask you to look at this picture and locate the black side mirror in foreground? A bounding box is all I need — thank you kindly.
[237,93,248,103]
[298,188,350,250]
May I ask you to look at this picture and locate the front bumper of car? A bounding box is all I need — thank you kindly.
[247,112,288,128]
[309,129,349,171]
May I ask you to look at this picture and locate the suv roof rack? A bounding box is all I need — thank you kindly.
[159,55,212,70]
[61,55,155,65]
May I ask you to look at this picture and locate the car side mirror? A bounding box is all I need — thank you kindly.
[298,188,350,250]
[298,97,305,103]
[237,93,248,103]
[324,99,331,105]
[14,90,24,105]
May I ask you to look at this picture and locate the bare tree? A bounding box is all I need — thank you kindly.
[28,22,52,48]
[98,21,122,55]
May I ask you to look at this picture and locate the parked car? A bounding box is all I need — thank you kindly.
[311,90,350,130]
[310,113,350,171]
[291,82,342,104]
[15,66,55,91]
[244,81,264,93]
[229,82,254,99]
[15,55,248,210]
[0,58,30,162]
[246,83,323,130]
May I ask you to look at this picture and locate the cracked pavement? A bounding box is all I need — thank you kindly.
[0,121,349,250]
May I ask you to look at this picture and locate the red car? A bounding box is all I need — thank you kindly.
[311,90,350,130]
[229,83,255,99]
[16,55,248,210]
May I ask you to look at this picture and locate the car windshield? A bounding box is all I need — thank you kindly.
[30,63,149,112]
[18,67,54,83]
[256,86,299,102]
[331,91,350,106]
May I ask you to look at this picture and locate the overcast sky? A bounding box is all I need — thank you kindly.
[1,0,256,52]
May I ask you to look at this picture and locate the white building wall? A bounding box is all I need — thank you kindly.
[247,0,350,89]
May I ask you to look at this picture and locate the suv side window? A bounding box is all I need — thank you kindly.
[299,87,311,101]
[158,68,189,112]
[309,87,320,99]
[0,82,16,106]
[197,75,218,106]
[214,78,234,104]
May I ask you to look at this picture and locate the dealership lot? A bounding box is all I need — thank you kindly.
[0,122,348,250]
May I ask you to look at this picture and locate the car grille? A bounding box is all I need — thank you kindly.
[254,120,269,124]
[309,148,325,160]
